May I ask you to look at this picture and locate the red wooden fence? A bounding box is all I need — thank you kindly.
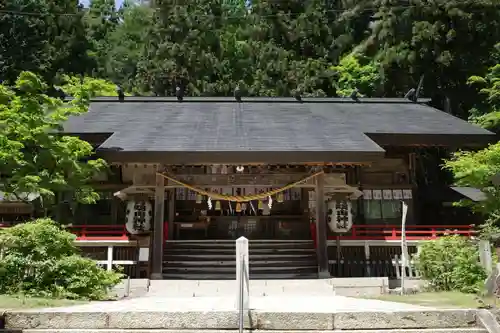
[1,223,475,241]
[67,225,129,241]
[326,224,475,241]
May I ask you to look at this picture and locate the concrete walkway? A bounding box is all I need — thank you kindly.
[28,279,430,313]
[34,294,431,313]
[6,280,482,331]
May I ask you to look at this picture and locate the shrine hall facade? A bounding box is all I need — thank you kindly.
[0,96,495,279]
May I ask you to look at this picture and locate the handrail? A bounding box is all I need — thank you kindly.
[236,236,250,333]
[238,254,247,333]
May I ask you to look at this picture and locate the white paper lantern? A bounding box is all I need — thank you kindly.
[125,200,153,234]
[327,200,353,233]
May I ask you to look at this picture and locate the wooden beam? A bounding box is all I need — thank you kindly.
[315,172,330,278]
[150,173,165,280]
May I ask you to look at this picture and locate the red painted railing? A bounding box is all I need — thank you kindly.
[1,223,475,242]
[327,224,475,241]
[67,224,129,241]
[0,223,129,240]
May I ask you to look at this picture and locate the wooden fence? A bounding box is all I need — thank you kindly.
[328,254,420,278]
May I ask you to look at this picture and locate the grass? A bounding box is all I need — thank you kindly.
[0,294,86,310]
[372,291,497,309]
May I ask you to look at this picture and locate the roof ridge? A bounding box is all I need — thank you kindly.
[80,96,432,104]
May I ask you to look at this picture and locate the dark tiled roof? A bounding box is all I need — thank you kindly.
[450,186,487,202]
[63,97,493,154]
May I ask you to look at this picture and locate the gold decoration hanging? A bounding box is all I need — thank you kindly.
[157,171,323,202]
[215,201,221,211]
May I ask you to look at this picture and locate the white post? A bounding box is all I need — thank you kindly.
[107,245,114,271]
[400,201,409,295]
[364,241,371,277]
[480,240,495,295]
[480,240,493,275]
[125,276,131,297]
[236,236,249,310]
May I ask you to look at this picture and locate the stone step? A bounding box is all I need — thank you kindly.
[162,272,319,279]
[165,240,314,248]
[163,259,317,267]
[163,239,317,280]
[166,248,316,254]
[163,265,317,274]
[2,309,480,330]
[14,329,490,333]
[165,241,314,250]
[163,253,316,260]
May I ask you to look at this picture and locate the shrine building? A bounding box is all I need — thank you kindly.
[0,95,495,280]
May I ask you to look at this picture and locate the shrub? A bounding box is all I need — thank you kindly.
[415,235,487,293]
[0,218,122,300]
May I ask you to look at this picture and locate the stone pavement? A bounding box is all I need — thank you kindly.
[25,294,430,313]
[3,279,487,332]
[16,278,426,313]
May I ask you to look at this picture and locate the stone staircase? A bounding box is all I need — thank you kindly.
[162,239,318,279]
[2,309,491,333]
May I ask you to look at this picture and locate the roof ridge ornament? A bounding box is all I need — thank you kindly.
[234,86,242,102]
[405,74,425,102]
[116,86,124,102]
[350,89,359,102]
[294,89,302,102]
[176,86,183,102]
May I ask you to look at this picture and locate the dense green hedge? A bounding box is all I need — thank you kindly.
[416,235,487,293]
[0,219,122,300]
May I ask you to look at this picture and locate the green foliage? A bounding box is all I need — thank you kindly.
[443,143,500,239]
[331,53,381,97]
[468,63,500,133]
[0,0,93,84]
[60,75,122,97]
[103,4,154,93]
[365,0,500,117]
[416,236,487,293]
[5,0,500,108]
[84,0,123,77]
[0,72,107,205]
[137,0,347,96]
[0,219,122,300]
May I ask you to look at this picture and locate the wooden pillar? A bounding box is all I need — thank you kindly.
[151,173,165,280]
[315,172,330,278]
[168,190,175,240]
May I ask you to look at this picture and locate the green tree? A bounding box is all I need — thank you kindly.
[138,0,342,96]
[467,57,500,133]
[443,143,500,240]
[416,235,486,293]
[84,0,122,77]
[0,219,122,299]
[0,0,93,84]
[104,4,154,92]
[331,53,381,97]
[0,72,107,208]
[365,0,500,117]
[137,0,229,95]
[61,75,122,96]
